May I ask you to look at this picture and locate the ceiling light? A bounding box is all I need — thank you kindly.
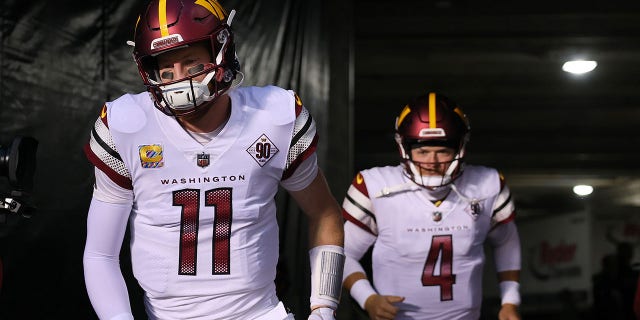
[562,60,597,74]
[573,184,594,196]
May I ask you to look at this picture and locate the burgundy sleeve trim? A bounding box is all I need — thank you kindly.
[84,143,133,190]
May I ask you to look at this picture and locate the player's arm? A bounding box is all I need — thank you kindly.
[341,174,404,320]
[84,170,135,320]
[342,222,405,320]
[83,107,135,320]
[281,94,345,319]
[290,169,344,248]
[490,221,521,320]
[84,198,133,320]
[341,176,377,308]
[488,175,521,320]
[289,169,345,316]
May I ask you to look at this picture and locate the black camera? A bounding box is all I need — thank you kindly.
[0,136,38,219]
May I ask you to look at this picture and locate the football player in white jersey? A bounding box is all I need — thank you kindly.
[341,92,521,320]
[82,1,344,319]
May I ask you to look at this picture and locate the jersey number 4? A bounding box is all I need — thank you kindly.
[173,188,232,276]
[421,235,456,301]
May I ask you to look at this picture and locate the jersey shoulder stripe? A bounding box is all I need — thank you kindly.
[342,173,377,235]
[83,104,132,190]
[491,174,515,226]
[283,93,318,180]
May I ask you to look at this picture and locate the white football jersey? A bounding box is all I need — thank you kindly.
[342,165,516,320]
[84,86,318,319]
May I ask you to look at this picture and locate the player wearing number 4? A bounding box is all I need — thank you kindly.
[341,92,522,320]
[83,1,344,319]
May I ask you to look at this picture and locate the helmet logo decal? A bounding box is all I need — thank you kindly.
[139,144,165,168]
[418,128,446,137]
[246,134,279,167]
[428,92,437,128]
[194,0,227,19]
[151,34,184,50]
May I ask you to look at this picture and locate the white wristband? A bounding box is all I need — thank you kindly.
[499,281,521,306]
[350,279,377,309]
[309,245,345,309]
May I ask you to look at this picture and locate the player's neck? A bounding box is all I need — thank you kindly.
[178,95,231,133]
[424,186,452,204]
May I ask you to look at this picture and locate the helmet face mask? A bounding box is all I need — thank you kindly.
[148,68,217,113]
[131,0,240,116]
[148,43,219,113]
[402,148,463,188]
[394,92,471,188]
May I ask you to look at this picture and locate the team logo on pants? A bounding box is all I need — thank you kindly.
[246,134,279,167]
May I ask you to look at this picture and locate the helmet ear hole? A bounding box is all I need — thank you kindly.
[223,69,234,82]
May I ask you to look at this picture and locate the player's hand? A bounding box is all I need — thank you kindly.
[307,307,335,320]
[363,294,405,320]
[498,303,520,320]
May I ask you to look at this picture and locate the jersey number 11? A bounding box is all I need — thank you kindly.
[173,188,233,276]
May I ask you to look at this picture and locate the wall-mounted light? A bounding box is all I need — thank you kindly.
[573,184,594,197]
[562,60,597,74]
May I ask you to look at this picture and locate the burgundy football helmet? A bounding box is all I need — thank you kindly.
[131,0,241,115]
[394,92,471,188]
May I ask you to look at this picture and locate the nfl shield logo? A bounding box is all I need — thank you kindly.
[197,153,210,167]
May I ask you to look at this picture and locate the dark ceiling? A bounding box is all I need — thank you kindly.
[351,0,640,214]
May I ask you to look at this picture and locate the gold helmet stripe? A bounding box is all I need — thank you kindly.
[453,107,469,128]
[429,92,437,128]
[159,0,169,37]
[195,0,227,19]
[397,105,411,128]
[135,16,141,34]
